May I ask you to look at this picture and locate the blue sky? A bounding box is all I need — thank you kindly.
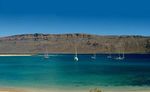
[0,0,150,36]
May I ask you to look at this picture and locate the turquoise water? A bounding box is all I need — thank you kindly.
[0,54,150,89]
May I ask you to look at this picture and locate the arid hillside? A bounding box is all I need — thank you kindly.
[0,33,150,54]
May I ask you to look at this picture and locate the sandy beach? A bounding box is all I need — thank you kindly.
[1,87,150,92]
[1,89,150,92]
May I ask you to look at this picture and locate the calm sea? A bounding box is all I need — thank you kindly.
[0,54,150,89]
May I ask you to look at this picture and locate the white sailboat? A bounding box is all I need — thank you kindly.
[74,46,78,61]
[107,43,112,59]
[44,47,49,59]
[115,48,125,60]
[91,52,96,60]
[91,41,98,60]
[115,53,124,60]
[107,53,112,58]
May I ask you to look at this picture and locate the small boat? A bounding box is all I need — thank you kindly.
[107,55,112,58]
[44,47,49,59]
[115,52,125,60]
[114,41,125,61]
[74,46,79,61]
[107,53,112,59]
[115,56,124,60]
[44,54,49,59]
[91,53,96,60]
[74,55,78,61]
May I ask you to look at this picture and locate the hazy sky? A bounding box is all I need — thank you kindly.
[0,0,150,36]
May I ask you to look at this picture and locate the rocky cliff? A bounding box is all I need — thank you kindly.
[0,33,150,54]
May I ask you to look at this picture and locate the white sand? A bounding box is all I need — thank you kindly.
[1,87,150,92]
[0,54,32,56]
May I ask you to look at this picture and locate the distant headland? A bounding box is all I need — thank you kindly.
[0,33,150,54]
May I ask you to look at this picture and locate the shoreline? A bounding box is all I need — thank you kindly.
[1,86,150,92]
[0,52,149,56]
[0,54,32,56]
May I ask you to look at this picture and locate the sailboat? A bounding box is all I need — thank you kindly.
[44,47,49,59]
[107,53,112,58]
[74,46,78,61]
[114,40,125,61]
[115,53,124,60]
[91,52,96,60]
[107,43,112,59]
[115,49,125,60]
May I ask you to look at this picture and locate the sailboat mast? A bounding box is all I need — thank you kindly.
[74,46,77,57]
[73,34,79,61]
[123,51,125,58]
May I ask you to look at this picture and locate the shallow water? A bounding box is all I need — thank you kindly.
[0,54,150,89]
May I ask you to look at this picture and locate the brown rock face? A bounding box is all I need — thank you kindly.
[0,33,150,54]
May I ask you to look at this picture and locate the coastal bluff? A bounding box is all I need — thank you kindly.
[0,33,150,54]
